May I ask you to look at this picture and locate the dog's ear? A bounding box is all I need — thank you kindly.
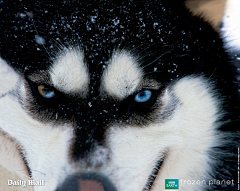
[185,0,226,30]
[185,0,240,95]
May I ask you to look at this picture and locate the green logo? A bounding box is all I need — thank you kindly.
[165,179,179,189]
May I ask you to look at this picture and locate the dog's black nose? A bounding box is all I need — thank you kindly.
[56,173,117,191]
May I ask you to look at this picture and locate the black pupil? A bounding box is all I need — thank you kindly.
[44,88,51,93]
[139,92,146,97]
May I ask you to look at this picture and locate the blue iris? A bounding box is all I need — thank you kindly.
[38,85,55,99]
[134,90,152,103]
[44,90,55,98]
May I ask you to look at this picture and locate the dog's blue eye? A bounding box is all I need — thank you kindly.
[134,90,152,103]
[38,85,55,99]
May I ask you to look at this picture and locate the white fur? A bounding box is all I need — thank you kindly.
[102,50,143,99]
[0,60,74,191]
[0,96,74,191]
[0,58,222,191]
[0,58,19,96]
[0,1,238,190]
[0,57,220,191]
[221,0,240,51]
[50,49,89,93]
[0,132,30,182]
[102,77,219,191]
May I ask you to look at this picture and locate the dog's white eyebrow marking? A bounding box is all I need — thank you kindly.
[101,50,143,99]
[50,48,89,93]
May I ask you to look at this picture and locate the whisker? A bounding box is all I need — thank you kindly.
[141,49,173,70]
[14,170,32,179]
[31,20,53,61]
[124,49,172,90]
[130,71,164,86]
[30,170,46,176]
[208,67,217,81]
[52,37,67,55]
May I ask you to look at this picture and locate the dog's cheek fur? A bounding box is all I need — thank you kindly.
[0,105,74,191]
[0,59,75,191]
[0,58,20,96]
[101,77,219,191]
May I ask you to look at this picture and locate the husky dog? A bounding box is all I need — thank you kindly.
[0,0,239,190]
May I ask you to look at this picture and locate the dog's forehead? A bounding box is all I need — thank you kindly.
[0,0,171,74]
[50,49,142,98]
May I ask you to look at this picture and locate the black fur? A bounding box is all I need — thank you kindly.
[0,0,239,190]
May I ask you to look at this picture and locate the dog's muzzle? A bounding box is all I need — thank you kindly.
[56,173,117,191]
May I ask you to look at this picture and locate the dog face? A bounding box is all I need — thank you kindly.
[0,0,239,191]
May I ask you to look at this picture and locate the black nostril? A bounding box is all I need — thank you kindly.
[56,173,117,191]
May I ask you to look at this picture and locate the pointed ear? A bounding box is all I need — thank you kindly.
[185,0,225,30]
[221,0,240,51]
